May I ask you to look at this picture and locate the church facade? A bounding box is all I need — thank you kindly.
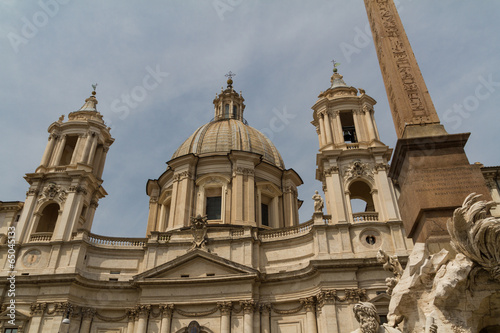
[1,70,500,333]
[0,68,426,333]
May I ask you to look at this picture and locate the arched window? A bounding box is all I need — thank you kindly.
[36,203,59,233]
[225,104,230,118]
[349,181,375,213]
[349,181,378,222]
[233,105,237,119]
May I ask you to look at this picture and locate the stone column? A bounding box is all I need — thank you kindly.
[324,167,347,224]
[135,305,151,333]
[374,164,398,221]
[159,304,174,333]
[318,116,326,147]
[92,145,104,172]
[52,134,66,166]
[300,297,318,333]
[352,110,364,142]
[40,133,58,167]
[146,196,159,235]
[17,187,39,243]
[331,111,343,144]
[86,134,98,165]
[233,168,244,223]
[323,112,333,145]
[218,302,232,333]
[80,133,94,164]
[246,169,255,222]
[363,106,376,141]
[96,146,109,178]
[242,301,255,333]
[126,308,136,333]
[80,308,96,333]
[85,200,99,230]
[260,304,271,333]
[317,291,339,333]
[70,134,84,165]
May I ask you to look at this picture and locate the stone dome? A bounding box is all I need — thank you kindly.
[172,118,285,168]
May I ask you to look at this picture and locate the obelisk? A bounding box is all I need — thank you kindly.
[363,0,491,247]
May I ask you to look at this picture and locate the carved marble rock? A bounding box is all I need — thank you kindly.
[387,193,500,333]
[377,249,404,295]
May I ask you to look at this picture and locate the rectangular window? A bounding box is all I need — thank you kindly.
[261,203,269,226]
[5,329,19,333]
[206,196,221,220]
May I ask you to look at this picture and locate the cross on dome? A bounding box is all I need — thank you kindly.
[225,71,236,88]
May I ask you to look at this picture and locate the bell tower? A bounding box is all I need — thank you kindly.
[312,66,401,229]
[16,87,114,244]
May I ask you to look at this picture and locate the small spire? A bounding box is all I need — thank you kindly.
[225,71,236,89]
[329,60,347,88]
[78,83,99,111]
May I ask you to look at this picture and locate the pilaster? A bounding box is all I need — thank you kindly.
[159,304,174,333]
[218,301,232,333]
[300,297,318,333]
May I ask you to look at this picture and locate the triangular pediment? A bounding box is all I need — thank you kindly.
[135,249,259,281]
[0,308,30,327]
[369,293,391,304]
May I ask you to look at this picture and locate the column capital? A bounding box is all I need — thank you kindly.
[259,303,272,314]
[241,300,256,314]
[81,307,96,319]
[233,167,254,177]
[324,166,339,177]
[30,302,47,315]
[160,304,174,316]
[126,308,138,321]
[217,301,233,315]
[299,297,316,312]
[173,171,193,182]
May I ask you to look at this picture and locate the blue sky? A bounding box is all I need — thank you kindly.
[1,0,499,237]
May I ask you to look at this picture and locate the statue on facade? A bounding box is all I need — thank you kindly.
[313,190,324,213]
[351,302,402,333]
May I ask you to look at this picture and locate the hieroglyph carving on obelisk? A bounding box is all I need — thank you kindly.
[363,0,442,138]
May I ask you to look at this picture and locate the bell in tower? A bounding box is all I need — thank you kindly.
[16,86,114,244]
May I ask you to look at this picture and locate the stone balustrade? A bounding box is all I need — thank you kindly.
[352,212,379,222]
[86,232,146,247]
[259,220,313,241]
[30,232,53,242]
